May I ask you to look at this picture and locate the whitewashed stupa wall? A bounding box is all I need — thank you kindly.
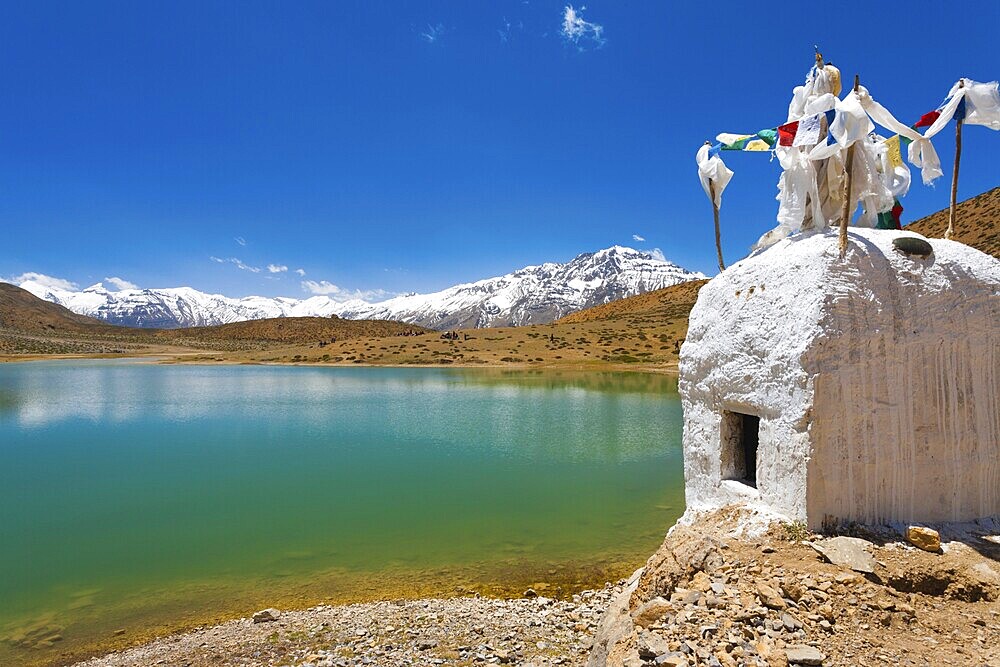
[679,236,829,523]
[680,228,1000,529]
[805,234,1000,526]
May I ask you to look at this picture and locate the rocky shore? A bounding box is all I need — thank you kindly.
[589,509,1000,667]
[72,509,1000,667]
[72,585,620,667]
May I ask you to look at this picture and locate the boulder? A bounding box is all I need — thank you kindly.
[785,645,825,665]
[809,536,876,573]
[632,597,673,628]
[755,582,786,610]
[907,526,941,552]
[252,608,281,623]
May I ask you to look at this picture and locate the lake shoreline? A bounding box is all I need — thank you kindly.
[0,350,680,374]
[70,584,624,667]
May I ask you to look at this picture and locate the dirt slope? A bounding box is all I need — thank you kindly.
[904,185,1000,257]
[0,283,117,333]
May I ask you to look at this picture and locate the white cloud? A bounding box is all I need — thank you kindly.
[267,264,288,274]
[301,280,389,303]
[560,5,605,50]
[301,279,341,295]
[632,234,645,242]
[210,256,261,273]
[104,276,138,290]
[648,248,667,262]
[420,23,445,43]
[295,268,306,276]
[235,236,246,246]
[5,272,78,291]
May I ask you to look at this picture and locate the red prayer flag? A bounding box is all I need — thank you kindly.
[777,121,799,147]
[913,110,941,128]
[891,201,904,230]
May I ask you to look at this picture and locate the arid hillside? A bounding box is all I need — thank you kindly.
[904,185,999,257]
[0,283,118,334]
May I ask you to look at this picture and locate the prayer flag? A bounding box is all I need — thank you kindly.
[717,129,778,152]
[884,135,903,168]
[955,96,967,121]
[913,110,941,128]
[793,114,822,147]
[778,121,799,147]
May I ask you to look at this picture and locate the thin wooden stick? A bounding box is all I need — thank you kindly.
[709,178,725,272]
[839,74,860,258]
[946,79,964,240]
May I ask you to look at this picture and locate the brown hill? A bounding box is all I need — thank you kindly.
[904,186,1000,257]
[157,317,428,347]
[0,283,431,356]
[0,282,117,333]
[557,279,708,326]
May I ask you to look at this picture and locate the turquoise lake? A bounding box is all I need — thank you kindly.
[0,361,685,665]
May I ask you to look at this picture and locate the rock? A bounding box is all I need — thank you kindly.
[637,631,671,659]
[785,644,825,665]
[251,608,280,623]
[781,612,803,631]
[756,583,787,610]
[690,571,713,592]
[417,639,439,650]
[523,588,538,598]
[907,526,941,552]
[655,654,688,667]
[809,536,876,573]
[892,236,933,257]
[587,567,643,667]
[632,597,673,628]
[781,580,806,602]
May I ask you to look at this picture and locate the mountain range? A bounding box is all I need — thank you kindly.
[14,246,706,330]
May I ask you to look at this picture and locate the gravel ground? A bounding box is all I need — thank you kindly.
[72,585,621,667]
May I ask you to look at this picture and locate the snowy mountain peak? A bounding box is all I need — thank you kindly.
[14,246,705,330]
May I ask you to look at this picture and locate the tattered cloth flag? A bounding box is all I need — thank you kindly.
[792,113,822,147]
[884,134,904,168]
[717,129,778,151]
[778,120,799,146]
[913,109,941,128]
[877,199,904,230]
[778,121,798,146]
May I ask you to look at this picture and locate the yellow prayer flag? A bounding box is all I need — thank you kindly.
[885,135,903,168]
[744,139,770,152]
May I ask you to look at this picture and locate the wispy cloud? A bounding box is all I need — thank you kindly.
[648,248,667,262]
[5,272,78,291]
[560,5,605,50]
[234,236,246,246]
[419,23,445,43]
[210,256,261,273]
[632,234,645,242]
[104,276,138,290]
[267,264,288,274]
[295,268,306,277]
[301,280,389,303]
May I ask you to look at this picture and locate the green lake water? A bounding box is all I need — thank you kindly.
[0,361,685,665]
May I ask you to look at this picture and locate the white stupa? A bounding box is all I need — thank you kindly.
[679,228,999,528]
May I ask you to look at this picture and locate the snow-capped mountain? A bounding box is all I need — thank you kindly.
[15,247,705,330]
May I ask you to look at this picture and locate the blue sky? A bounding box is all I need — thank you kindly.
[1,1,997,299]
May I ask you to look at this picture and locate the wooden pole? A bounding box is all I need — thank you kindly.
[839,74,860,258]
[703,140,726,273]
[946,79,964,240]
[709,178,725,272]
